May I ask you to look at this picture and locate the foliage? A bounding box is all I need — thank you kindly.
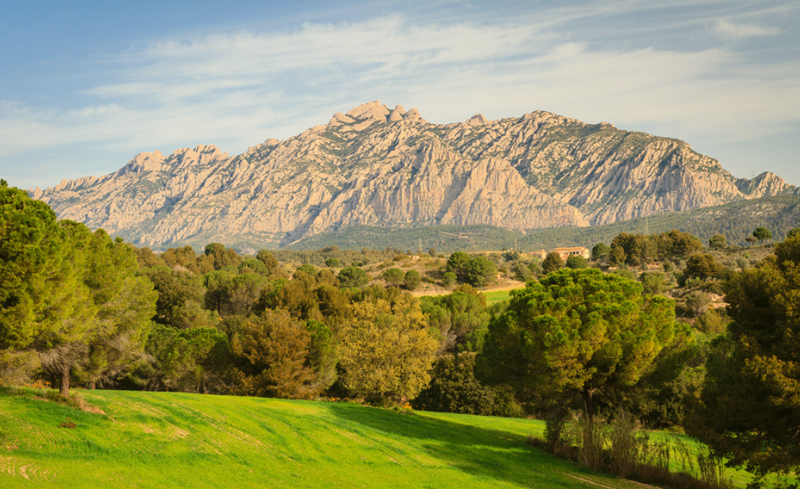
[685,290,711,317]
[610,230,703,269]
[446,251,471,280]
[337,295,438,402]
[413,352,522,417]
[382,267,405,286]
[231,309,317,399]
[403,269,421,291]
[337,266,369,288]
[752,227,772,244]
[541,252,564,274]
[421,288,490,353]
[325,257,341,268]
[0,186,81,352]
[477,268,686,431]
[565,255,588,269]
[690,237,800,476]
[510,261,532,281]
[592,243,610,260]
[695,309,729,335]
[640,272,665,295]
[462,255,497,287]
[143,267,206,327]
[442,272,457,287]
[709,234,727,250]
[145,324,230,393]
[684,254,725,281]
[305,320,338,392]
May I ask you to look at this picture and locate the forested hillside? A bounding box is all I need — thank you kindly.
[286,195,800,253]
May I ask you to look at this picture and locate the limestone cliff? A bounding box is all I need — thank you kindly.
[31,101,798,251]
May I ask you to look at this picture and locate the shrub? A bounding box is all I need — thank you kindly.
[541,252,564,274]
[695,309,727,334]
[565,255,588,269]
[685,290,710,317]
[404,270,421,291]
[382,267,405,286]
[337,266,369,288]
[463,256,497,287]
[442,272,457,287]
[640,272,665,295]
[325,257,341,268]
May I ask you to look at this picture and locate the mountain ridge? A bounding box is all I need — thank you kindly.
[31,101,798,252]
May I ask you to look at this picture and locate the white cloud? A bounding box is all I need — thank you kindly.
[3,8,800,189]
[713,18,781,38]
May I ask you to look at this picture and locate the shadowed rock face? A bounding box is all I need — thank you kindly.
[31,101,797,252]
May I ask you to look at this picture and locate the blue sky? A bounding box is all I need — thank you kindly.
[2,0,799,190]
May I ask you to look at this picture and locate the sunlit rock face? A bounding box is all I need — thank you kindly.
[32,101,798,252]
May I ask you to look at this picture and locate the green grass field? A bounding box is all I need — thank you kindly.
[0,388,673,489]
[481,289,516,305]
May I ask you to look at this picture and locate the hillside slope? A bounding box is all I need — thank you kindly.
[284,195,800,252]
[31,102,797,252]
[1,388,649,489]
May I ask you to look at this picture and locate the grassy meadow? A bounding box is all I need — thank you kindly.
[0,388,677,489]
[481,289,516,305]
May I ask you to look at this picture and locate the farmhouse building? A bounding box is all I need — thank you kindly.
[552,247,591,261]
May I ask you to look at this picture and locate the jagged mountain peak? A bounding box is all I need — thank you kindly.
[31,103,798,252]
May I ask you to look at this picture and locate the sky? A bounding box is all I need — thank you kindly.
[1,0,799,190]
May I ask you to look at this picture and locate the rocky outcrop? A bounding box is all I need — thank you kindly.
[31,101,798,252]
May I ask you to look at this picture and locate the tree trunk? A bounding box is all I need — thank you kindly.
[60,366,70,397]
[582,387,595,450]
[583,388,594,424]
[90,380,96,390]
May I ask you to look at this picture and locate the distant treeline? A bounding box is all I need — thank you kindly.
[283,196,800,253]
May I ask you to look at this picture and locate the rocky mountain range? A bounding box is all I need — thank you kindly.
[31,101,798,252]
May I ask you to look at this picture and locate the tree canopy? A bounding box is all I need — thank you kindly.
[689,236,800,476]
[478,268,685,429]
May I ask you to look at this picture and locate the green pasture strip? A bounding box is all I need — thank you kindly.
[1,388,647,489]
[481,289,516,305]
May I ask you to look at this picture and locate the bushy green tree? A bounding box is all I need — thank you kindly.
[382,267,405,286]
[684,253,725,281]
[752,227,772,244]
[442,272,457,287]
[413,352,499,416]
[0,185,80,353]
[404,270,421,291]
[510,262,532,282]
[337,266,369,288]
[541,251,563,274]
[146,324,230,393]
[305,320,338,392]
[591,243,611,261]
[337,295,438,402]
[565,255,588,269]
[478,268,685,439]
[446,252,471,282]
[325,257,341,268]
[708,234,727,250]
[232,309,317,399]
[462,256,497,287]
[689,236,800,476]
[143,266,206,327]
[639,272,665,295]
